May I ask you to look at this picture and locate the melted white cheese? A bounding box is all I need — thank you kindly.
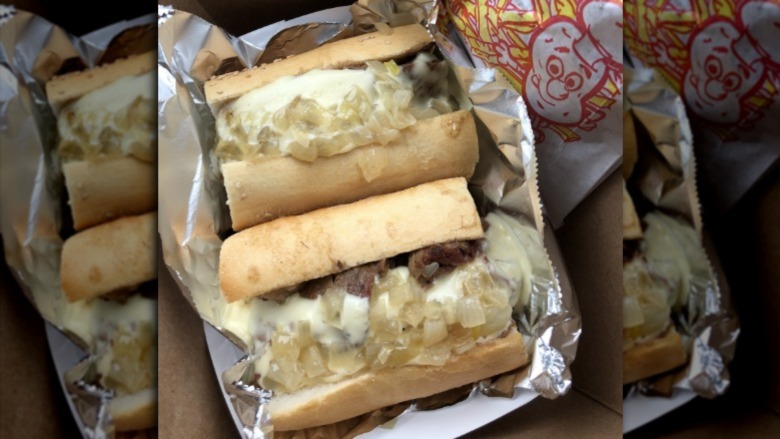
[251,293,370,349]
[57,71,155,161]
[228,69,376,117]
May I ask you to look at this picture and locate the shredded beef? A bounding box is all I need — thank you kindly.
[100,281,157,303]
[333,260,388,298]
[297,260,389,299]
[408,240,479,285]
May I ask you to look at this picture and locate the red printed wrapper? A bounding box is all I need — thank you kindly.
[625,0,780,211]
[446,0,624,226]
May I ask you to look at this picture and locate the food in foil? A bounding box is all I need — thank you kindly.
[204,24,479,231]
[195,23,559,432]
[46,51,156,231]
[218,178,548,431]
[44,53,159,433]
[622,182,687,384]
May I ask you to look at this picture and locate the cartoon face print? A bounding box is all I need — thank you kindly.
[742,1,780,66]
[524,19,606,125]
[683,20,765,124]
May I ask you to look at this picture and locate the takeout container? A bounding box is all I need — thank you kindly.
[157,0,619,436]
[0,6,157,436]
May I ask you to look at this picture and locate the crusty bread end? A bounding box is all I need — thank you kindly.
[623,329,687,384]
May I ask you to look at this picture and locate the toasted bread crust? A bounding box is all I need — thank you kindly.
[224,110,478,231]
[63,157,155,231]
[111,388,157,432]
[219,178,484,302]
[270,329,528,431]
[623,329,687,384]
[61,212,156,302]
[204,24,432,110]
[46,51,155,113]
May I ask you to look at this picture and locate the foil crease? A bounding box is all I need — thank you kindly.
[0,9,156,437]
[625,60,740,398]
[624,0,780,212]
[445,0,624,227]
[65,359,115,438]
[158,1,580,436]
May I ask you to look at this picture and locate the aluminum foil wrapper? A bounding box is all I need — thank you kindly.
[445,0,624,227]
[624,60,739,399]
[0,7,156,436]
[625,0,780,212]
[158,1,580,436]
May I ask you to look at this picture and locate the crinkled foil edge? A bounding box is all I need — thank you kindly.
[624,59,739,399]
[0,8,157,437]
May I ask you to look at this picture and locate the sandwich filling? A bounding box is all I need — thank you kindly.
[250,211,548,394]
[216,52,456,162]
[57,71,155,162]
[92,294,157,396]
[623,211,710,351]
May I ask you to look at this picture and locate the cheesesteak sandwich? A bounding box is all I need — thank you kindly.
[205,24,479,231]
[59,211,157,431]
[220,178,548,430]
[46,51,155,230]
[622,183,687,383]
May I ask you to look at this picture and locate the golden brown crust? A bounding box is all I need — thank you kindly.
[63,157,156,231]
[623,180,642,240]
[111,388,157,432]
[61,212,157,302]
[204,24,432,110]
[270,329,528,431]
[45,51,155,113]
[623,329,687,384]
[219,178,484,302]
[224,110,479,231]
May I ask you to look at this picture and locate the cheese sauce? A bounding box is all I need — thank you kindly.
[215,53,453,162]
[57,71,155,162]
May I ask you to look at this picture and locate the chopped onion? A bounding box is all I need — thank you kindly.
[409,342,450,366]
[375,21,393,35]
[421,262,440,280]
[457,296,486,328]
[623,297,644,328]
[423,319,448,346]
[402,303,424,327]
[453,338,476,355]
[327,348,365,375]
[296,320,314,348]
[300,346,326,378]
[271,331,300,360]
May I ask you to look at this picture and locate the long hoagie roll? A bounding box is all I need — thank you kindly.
[63,158,155,230]
[622,329,687,384]
[224,182,544,430]
[219,177,483,302]
[46,52,156,230]
[60,212,156,302]
[111,385,157,432]
[270,328,527,431]
[206,24,480,231]
[223,110,478,230]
